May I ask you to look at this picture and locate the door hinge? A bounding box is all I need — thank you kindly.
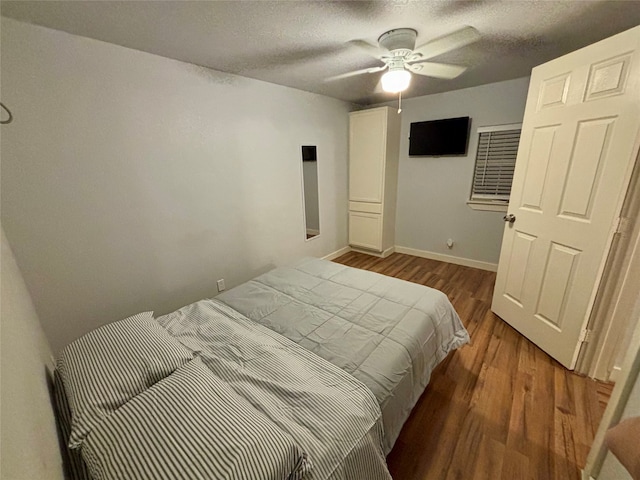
[579,328,593,343]
[613,217,629,236]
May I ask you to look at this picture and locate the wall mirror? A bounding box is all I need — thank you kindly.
[301,145,320,240]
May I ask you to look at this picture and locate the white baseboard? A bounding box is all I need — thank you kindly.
[350,246,395,258]
[324,244,498,271]
[394,246,498,272]
[609,365,623,382]
[322,246,351,261]
[381,246,395,258]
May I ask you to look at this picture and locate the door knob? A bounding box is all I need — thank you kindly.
[503,214,516,224]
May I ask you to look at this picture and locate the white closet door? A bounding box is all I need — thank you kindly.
[349,109,387,203]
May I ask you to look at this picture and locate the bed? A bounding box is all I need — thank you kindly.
[54,257,468,480]
[216,257,469,453]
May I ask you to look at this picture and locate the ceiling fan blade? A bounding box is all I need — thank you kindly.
[406,62,467,79]
[325,65,387,82]
[410,26,480,61]
[348,39,389,58]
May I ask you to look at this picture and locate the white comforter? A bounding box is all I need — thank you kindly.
[217,257,469,452]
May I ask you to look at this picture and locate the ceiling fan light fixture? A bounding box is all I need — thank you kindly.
[381,69,411,93]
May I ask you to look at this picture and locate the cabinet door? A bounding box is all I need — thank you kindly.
[349,109,387,203]
[349,211,382,251]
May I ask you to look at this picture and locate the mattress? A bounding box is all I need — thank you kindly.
[217,257,470,453]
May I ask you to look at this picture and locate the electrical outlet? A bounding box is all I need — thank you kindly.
[217,279,226,292]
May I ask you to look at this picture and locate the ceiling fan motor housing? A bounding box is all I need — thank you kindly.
[378,28,417,56]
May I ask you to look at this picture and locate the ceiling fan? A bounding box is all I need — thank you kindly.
[327,26,480,93]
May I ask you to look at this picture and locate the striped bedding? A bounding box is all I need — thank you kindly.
[217,257,470,453]
[81,358,312,480]
[156,299,391,480]
[55,311,193,448]
[55,302,392,480]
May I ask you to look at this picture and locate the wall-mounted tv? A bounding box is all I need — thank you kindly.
[409,116,471,156]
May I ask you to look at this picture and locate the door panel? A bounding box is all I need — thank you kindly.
[535,242,581,329]
[520,126,558,211]
[349,212,382,252]
[492,26,640,369]
[559,117,615,219]
[349,110,386,203]
[584,53,632,101]
[537,73,571,110]
[503,231,537,305]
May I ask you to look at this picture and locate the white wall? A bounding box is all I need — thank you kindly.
[391,77,530,265]
[1,229,65,480]
[598,294,640,479]
[1,18,351,353]
[599,367,639,479]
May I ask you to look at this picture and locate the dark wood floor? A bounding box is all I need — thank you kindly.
[333,252,613,480]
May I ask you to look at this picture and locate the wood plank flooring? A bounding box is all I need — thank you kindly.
[333,252,613,480]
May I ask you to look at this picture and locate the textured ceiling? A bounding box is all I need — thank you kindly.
[3,1,640,105]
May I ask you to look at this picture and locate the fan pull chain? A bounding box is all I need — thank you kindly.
[398,91,402,114]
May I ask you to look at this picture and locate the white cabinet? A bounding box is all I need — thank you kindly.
[348,106,400,254]
[349,211,382,251]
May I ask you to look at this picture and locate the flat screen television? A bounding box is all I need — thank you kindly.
[409,116,470,156]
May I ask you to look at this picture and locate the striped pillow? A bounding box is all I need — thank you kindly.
[56,311,193,449]
[81,357,312,480]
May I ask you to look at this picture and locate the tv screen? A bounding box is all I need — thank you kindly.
[409,116,470,156]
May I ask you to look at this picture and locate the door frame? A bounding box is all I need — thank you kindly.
[577,133,640,379]
[582,289,640,478]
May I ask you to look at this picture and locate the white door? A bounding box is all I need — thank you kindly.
[492,26,640,369]
[349,108,387,203]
